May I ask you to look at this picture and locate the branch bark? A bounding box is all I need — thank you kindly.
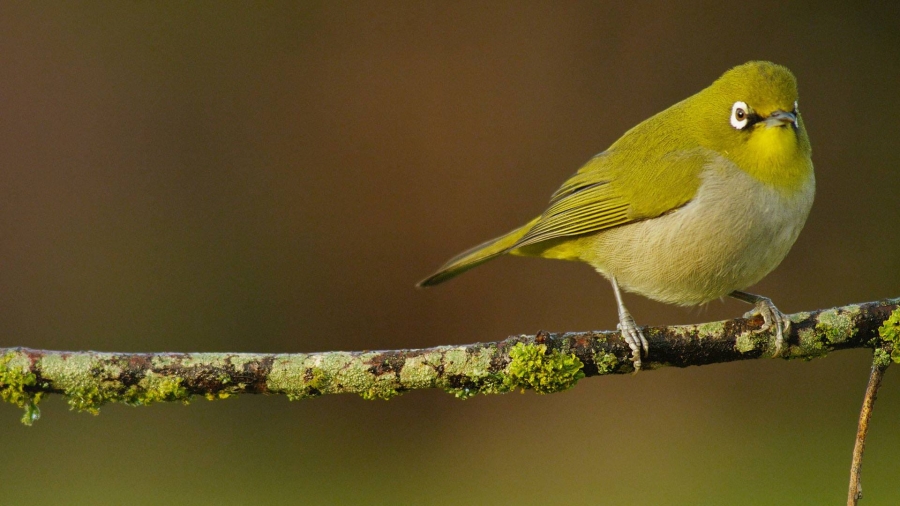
[0,298,897,425]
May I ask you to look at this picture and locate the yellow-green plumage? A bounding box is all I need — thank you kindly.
[418,61,814,366]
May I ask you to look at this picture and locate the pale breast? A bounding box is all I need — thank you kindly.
[582,158,815,305]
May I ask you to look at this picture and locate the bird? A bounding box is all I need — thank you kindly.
[417,61,814,369]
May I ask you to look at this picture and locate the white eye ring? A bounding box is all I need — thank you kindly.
[730,101,749,130]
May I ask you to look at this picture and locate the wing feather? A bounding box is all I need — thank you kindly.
[511,147,711,250]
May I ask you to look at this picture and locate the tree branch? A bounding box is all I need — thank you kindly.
[1,298,898,426]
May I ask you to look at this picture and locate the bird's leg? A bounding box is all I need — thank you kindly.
[729,290,789,356]
[611,277,648,370]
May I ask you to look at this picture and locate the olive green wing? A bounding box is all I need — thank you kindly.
[511,147,712,249]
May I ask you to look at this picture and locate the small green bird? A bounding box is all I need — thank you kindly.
[418,61,814,369]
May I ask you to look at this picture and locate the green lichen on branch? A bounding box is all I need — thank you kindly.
[873,347,892,369]
[878,307,900,363]
[504,343,585,394]
[266,352,404,401]
[734,330,767,354]
[33,353,192,415]
[434,345,510,399]
[294,367,328,400]
[816,304,861,345]
[442,372,508,399]
[592,351,619,375]
[0,353,43,425]
[65,373,190,415]
[65,383,119,414]
[124,373,190,406]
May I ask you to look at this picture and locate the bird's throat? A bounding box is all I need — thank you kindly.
[734,126,810,192]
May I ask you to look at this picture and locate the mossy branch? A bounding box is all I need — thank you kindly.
[1,298,898,425]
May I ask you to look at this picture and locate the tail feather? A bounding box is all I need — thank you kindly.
[417,218,538,287]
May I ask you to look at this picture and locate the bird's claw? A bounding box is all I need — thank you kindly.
[617,310,648,370]
[743,296,790,357]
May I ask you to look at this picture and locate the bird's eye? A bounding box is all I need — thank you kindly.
[730,101,749,130]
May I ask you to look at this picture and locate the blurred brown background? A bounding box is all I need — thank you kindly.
[1,2,899,505]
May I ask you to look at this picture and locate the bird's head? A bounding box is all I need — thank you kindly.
[695,61,812,189]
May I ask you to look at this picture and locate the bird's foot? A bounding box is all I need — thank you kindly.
[617,309,648,370]
[742,296,790,357]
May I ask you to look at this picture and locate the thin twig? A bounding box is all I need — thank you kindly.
[848,352,890,506]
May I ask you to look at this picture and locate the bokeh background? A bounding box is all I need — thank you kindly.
[1,2,899,505]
